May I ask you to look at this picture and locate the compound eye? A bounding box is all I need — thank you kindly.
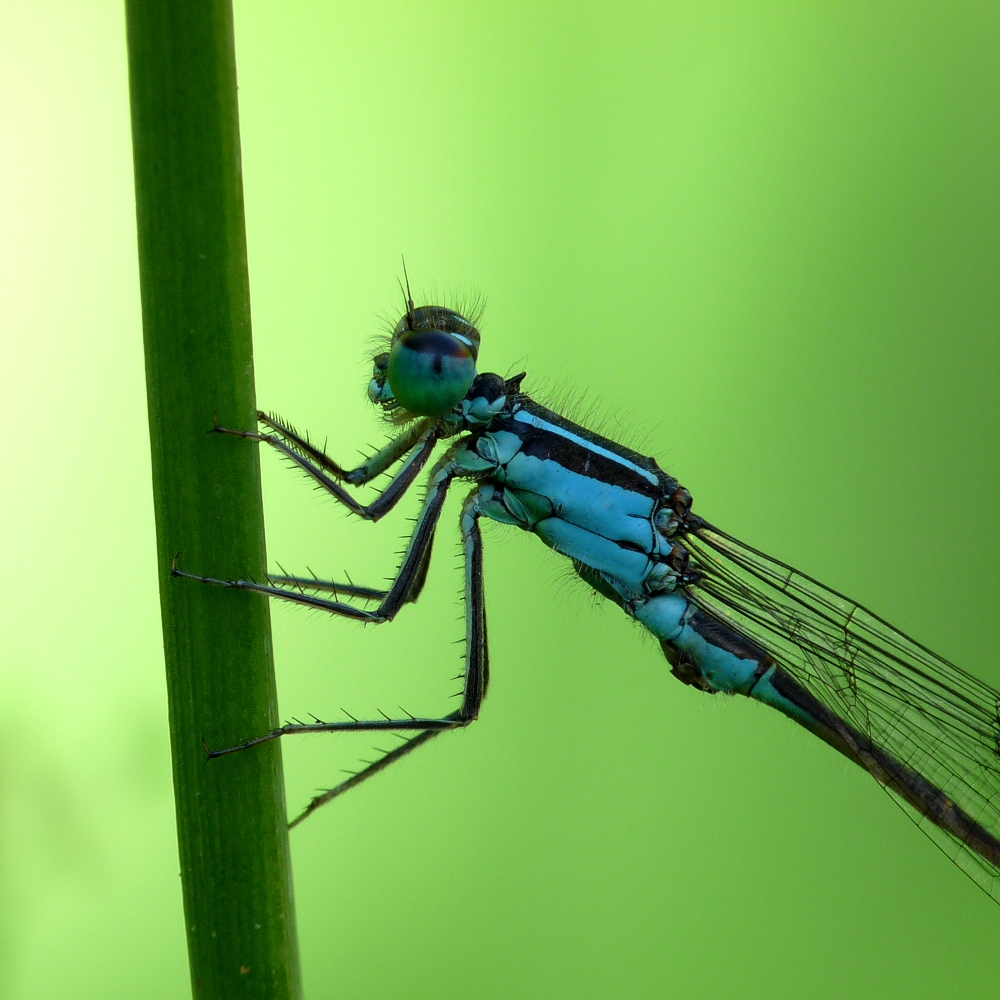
[386,331,477,416]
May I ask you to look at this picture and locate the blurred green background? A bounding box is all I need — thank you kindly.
[2,1,998,997]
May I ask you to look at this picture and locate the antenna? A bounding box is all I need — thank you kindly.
[401,255,416,330]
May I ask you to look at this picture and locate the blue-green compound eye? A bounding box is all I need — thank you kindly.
[386,330,477,416]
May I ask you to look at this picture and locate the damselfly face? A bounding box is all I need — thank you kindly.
[368,305,481,419]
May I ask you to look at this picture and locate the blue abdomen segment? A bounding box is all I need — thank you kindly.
[635,591,919,774]
[635,592,820,729]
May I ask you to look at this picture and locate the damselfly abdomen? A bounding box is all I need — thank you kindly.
[176,295,1000,903]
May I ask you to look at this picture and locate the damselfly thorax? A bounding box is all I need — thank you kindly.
[457,397,698,599]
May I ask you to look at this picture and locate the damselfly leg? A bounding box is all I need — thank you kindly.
[285,486,491,828]
[213,411,440,521]
[264,574,386,603]
[174,447,491,796]
[244,412,442,603]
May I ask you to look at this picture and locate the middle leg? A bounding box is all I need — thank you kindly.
[174,457,459,627]
[182,476,492,760]
[285,484,492,825]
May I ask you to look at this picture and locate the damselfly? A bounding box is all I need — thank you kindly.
[176,292,1000,904]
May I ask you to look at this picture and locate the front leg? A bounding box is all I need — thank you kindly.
[216,413,440,522]
[256,411,433,486]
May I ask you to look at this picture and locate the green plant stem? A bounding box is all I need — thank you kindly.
[125,2,302,997]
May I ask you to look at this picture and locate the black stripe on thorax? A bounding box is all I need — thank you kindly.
[493,398,676,500]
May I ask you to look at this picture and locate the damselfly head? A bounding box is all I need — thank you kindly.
[371,305,481,419]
